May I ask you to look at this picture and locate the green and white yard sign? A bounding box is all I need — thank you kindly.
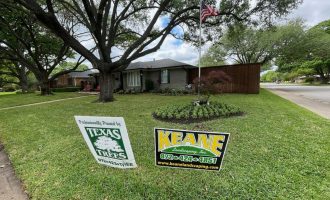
[75,116,137,169]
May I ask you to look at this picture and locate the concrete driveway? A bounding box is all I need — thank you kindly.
[262,83,330,119]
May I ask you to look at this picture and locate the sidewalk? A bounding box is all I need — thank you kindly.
[0,95,91,111]
[0,144,28,200]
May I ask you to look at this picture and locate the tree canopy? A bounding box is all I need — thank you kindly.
[199,44,227,67]
[208,25,279,64]
[51,62,89,76]
[0,59,30,92]
[201,19,307,67]
[0,2,86,94]
[276,19,330,83]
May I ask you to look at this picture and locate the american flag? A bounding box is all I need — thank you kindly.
[201,0,219,22]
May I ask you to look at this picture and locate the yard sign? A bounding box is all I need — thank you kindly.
[155,128,229,171]
[75,116,137,169]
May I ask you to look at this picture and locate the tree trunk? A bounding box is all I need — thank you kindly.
[320,77,329,84]
[19,71,29,93]
[99,72,114,102]
[36,71,52,95]
[40,78,52,95]
[20,80,28,93]
[319,74,328,84]
[13,65,29,93]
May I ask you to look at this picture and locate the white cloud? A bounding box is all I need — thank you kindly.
[286,0,330,26]
[135,35,211,66]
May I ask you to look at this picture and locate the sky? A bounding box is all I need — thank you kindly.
[78,0,330,67]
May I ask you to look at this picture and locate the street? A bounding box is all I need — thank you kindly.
[262,83,330,119]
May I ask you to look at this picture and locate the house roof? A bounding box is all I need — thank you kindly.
[82,59,195,76]
[125,59,196,70]
[68,71,90,78]
[68,69,99,78]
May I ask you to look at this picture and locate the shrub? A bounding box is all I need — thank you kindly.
[15,90,35,94]
[193,70,231,95]
[305,77,315,83]
[153,101,242,123]
[51,87,80,92]
[261,71,281,82]
[192,70,231,104]
[161,87,171,94]
[2,84,19,92]
[157,88,191,96]
[116,90,124,94]
[124,88,139,94]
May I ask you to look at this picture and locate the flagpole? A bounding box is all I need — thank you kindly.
[198,0,202,98]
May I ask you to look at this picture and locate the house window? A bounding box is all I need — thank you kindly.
[161,69,169,84]
[127,71,141,87]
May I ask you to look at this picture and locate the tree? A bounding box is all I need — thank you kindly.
[275,20,308,68]
[311,19,330,34]
[204,21,300,65]
[201,19,306,72]
[300,59,330,83]
[12,0,302,101]
[199,44,226,67]
[0,2,85,95]
[51,62,89,76]
[276,20,330,83]
[0,59,30,92]
[261,71,281,82]
[0,63,19,89]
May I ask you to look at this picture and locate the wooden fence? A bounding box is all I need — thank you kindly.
[188,63,261,94]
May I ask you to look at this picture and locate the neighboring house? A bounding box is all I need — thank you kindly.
[51,69,98,88]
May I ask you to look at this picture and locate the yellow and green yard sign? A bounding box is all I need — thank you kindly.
[155,128,229,171]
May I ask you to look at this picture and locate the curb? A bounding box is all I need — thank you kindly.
[0,143,29,200]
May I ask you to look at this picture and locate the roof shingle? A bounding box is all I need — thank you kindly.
[125,59,195,70]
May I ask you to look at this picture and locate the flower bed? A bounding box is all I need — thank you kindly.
[153,101,243,123]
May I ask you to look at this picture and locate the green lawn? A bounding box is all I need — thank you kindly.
[0,90,329,199]
[0,91,16,96]
[0,92,90,109]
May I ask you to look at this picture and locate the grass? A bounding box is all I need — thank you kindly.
[0,90,329,199]
[0,91,16,96]
[0,92,90,109]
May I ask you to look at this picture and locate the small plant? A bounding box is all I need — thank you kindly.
[193,70,232,105]
[51,87,80,92]
[153,101,243,123]
[154,88,191,96]
[116,90,124,94]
